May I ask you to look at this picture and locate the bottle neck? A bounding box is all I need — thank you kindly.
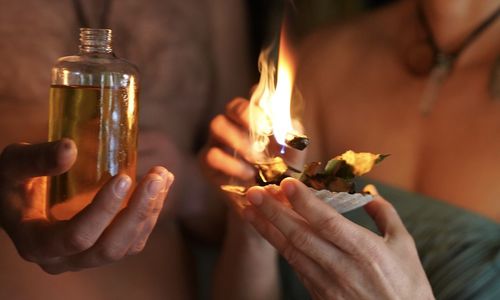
[79,28,113,54]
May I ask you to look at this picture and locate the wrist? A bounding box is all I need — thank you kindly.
[225,210,276,252]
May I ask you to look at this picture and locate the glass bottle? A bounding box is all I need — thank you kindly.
[48,28,139,220]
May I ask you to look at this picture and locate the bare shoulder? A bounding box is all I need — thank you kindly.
[297,1,412,80]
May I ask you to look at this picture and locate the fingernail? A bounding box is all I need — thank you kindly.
[57,139,76,162]
[247,191,263,205]
[282,180,296,198]
[148,179,163,197]
[166,172,174,184]
[115,176,131,197]
[162,172,174,192]
[156,167,168,179]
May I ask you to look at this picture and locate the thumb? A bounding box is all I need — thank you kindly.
[363,184,408,239]
[0,138,77,184]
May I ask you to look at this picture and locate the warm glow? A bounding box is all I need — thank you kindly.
[271,30,295,145]
[249,24,299,157]
[127,76,137,129]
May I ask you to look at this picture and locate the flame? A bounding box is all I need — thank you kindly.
[249,25,299,157]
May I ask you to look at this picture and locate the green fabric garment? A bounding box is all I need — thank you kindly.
[280,179,500,300]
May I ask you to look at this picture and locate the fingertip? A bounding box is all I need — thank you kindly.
[146,174,164,197]
[280,177,297,198]
[166,171,174,185]
[205,147,220,166]
[363,193,397,219]
[56,138,77,168]
[209,115,226,135]
[148,166,169,182]
[114,174,132,198]
[225,97,248,114]
[246,186,265,206]
[163,170,175,193]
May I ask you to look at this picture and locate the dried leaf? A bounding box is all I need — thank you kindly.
[335,150,388,176]
[255,156,288,185]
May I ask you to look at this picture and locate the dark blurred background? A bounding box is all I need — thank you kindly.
[246,0,395,64]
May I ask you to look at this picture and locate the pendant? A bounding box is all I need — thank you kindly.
[419,53,455,116]
[489,56,500,101]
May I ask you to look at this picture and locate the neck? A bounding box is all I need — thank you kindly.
[420,0,500,52]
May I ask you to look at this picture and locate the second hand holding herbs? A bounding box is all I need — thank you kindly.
[222,150,389,214]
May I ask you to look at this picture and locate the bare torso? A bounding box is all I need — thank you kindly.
[0,0,250,298]
[299,1,500,220]
[0,0,214,151]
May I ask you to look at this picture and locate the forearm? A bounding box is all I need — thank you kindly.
[172,154,227,243]
[212,211,280,300]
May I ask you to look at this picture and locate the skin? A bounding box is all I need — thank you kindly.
[202,98,281,300]
[0,0,250,297]
[205,0,500,297]
[243,179,434,299]
[297,0,500,220]
[204,97,434,299]
[0,138,173,274]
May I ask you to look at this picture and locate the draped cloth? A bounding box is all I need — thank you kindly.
[281,179,500,300]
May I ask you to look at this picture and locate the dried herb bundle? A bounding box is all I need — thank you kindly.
[255,150,389,193]
[298,151,389,193]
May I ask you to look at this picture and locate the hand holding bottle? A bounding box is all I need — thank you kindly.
[0,139,173,274]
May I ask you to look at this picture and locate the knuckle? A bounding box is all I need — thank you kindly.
[100,198,122,216]
[362,243,384,265]
[18,249,38,263]
[150,205,163,216]
[64,232,94,252]
[100,244,125,262]
[316,216,342,237]
[289,229,313,250]
[0,143,22,158]
[128,242,146,256]
[0,144,21,175]
[265,206,281,223]
[135,201,155,222]
[282,245,300,267]
[40,264,63,275]
[319,222,349,244]
[399,232,418,252]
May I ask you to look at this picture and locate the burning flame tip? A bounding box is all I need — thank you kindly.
[249,23,299,157]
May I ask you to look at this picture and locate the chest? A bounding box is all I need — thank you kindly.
[0,1,212,151]
[311,60,500,219]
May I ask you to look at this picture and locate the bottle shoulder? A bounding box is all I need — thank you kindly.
[53,53,139,76]
[51,53,139,87]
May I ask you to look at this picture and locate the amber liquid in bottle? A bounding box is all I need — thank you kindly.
[48,85,138,220]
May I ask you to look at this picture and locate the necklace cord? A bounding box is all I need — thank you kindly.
[417,4,500,59]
